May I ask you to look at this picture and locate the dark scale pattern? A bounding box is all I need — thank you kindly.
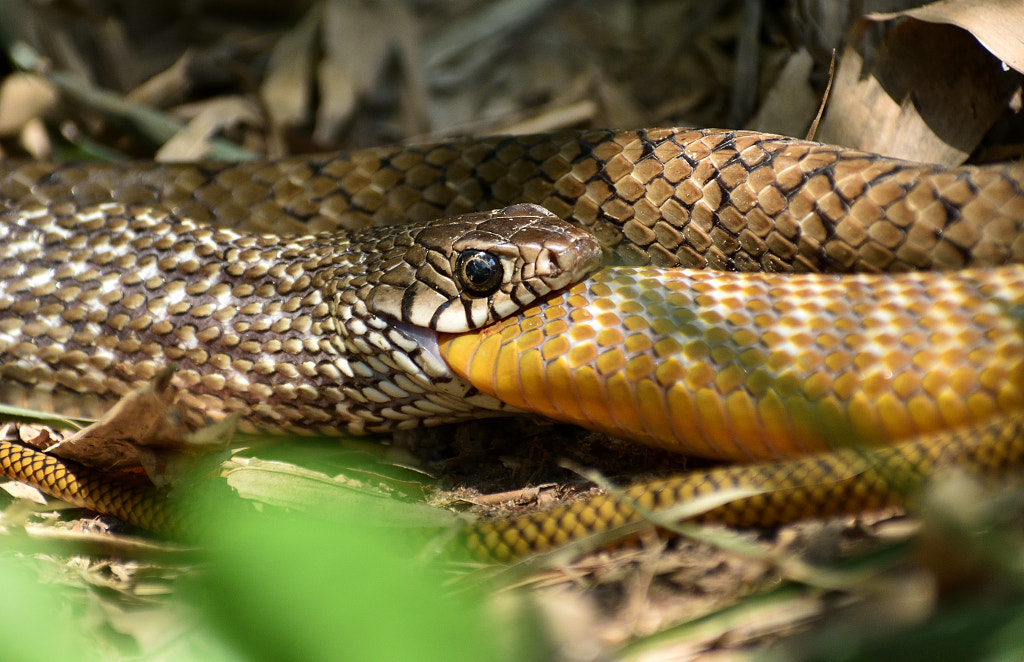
[0,129,1022,273]
[0,440,186,536]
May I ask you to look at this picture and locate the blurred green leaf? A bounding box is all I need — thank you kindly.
[0,553,103,662]
[178,491,541,662]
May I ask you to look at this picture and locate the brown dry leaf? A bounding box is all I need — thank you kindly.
[18,424,55,447]
[90,14,139,92]
[126,50,196,109]
[41,368,235,488]
[0,73,58,137]
[874,0,1024,74]
[315,0,395,144]
[818,12,1022,164]
[43,369,186,473]
[260,4,321,132]
[156,96,262,161]
[747,48,817,137]
[388,0,430,137]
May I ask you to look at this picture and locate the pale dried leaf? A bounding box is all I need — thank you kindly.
[98,602,205,658]
[1,480,47,504]
[19,117,52,158]
[23,521,192,556]
[497,100,597,136]
[260,4,321,130]
[315,0,393,144]
[871,0,1024,74]
[0,73,58,136]
[126,50,195,108]
[156,96,261,161]
[747,49,817,137]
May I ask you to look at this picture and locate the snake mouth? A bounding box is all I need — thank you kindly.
[391,320,447,369]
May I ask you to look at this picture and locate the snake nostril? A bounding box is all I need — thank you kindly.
[535,249,555,278]
[572,236,604,276]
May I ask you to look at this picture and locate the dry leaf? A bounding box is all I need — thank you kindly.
[260,4,321,131]
[42,368,235,487]
[388,0,430,137]
[156,96,262,161]
[872,0,1024,74]
[221,456,457,528]
[818,17,1020,164]
[747,48,817,137]
[314,0,394,144]
[0,480,48,504]
[126,50,196,108]
[0,73,58,136]
[422,0,554,70]
[19,116,52,158]
[44,369,184,472]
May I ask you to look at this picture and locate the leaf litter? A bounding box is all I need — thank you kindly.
[0,1,1022,659]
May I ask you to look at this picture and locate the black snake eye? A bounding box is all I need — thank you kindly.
[456,249,504,297]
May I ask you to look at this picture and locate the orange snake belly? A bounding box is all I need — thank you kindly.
[439,265,1024,461]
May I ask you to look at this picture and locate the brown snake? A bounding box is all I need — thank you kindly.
[0,127,1023,561]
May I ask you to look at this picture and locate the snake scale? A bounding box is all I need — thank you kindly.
[0,127,1023,561]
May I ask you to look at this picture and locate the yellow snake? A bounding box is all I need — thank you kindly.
[0,127,1023,561]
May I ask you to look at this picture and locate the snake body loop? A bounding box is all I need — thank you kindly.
[2,128,1023,272]
[0,128,1023,559]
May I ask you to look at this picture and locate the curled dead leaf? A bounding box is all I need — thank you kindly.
[871,0,1024,75]
[42,367,235,487]
[819,16,1021,164]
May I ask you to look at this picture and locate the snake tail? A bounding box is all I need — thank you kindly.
[0,440,187,537]
[462,414,1024,562]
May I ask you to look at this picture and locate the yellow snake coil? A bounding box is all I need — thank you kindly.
[0,127,1022,561]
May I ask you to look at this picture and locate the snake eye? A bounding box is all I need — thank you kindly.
[456,249,504,297]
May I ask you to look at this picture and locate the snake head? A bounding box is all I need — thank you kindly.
[361,204,603,332]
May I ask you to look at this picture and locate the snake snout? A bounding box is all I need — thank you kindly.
[574,233,605,275]
[541,232,604,287]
